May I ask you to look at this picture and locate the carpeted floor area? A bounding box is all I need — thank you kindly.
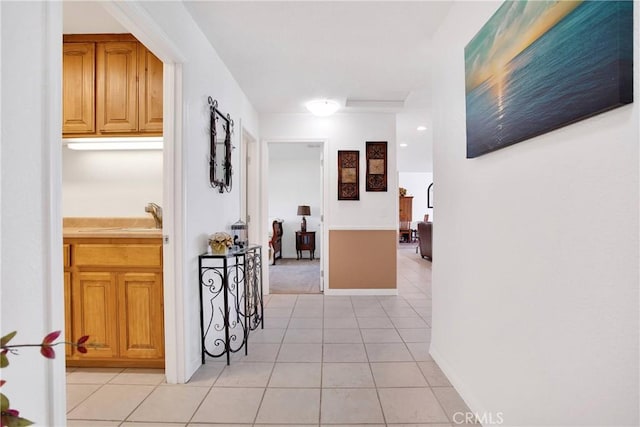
[269,258,321,294]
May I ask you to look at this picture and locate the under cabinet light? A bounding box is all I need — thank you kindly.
[64,137,163,151]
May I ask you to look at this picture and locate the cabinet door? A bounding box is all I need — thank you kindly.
[63,43,95,134]
[399,196,413,222]
[72,272,119,359]
[64,272,73,358]
[96,41,138,133]
[138,45,163,134]
[117,272,164,359]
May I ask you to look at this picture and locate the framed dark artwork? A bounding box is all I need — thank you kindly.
[365,141,387,192]
[465,1,633,158]
[337,150,359,200]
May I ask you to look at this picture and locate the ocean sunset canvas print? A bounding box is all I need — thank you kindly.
[465,1,633,158]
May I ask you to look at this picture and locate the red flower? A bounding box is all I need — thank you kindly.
[76,336,89,354]
[40,330,61,359]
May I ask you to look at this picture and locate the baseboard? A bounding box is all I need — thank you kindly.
[323,288,398,296]
[430,345,488,424]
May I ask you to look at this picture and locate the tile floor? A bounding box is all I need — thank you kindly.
[67,245,474,426]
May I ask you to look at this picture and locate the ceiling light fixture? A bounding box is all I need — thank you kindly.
[400,143,408,148]
[305,99,340,116]
[64,137,163,151]
[417,126,427,131]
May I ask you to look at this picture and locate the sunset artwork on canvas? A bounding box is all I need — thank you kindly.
[465,1,633,158]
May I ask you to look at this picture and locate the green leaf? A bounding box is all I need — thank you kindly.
[2,413,34,427]
[0,331,17,347]
[1,391,9,411]
[15,416,35,426]
[0,352,8,368]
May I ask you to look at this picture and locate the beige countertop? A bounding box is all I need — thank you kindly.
[63,227,162,239]
[63,217,162,239]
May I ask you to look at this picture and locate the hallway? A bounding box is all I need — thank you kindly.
[66,246,473,426]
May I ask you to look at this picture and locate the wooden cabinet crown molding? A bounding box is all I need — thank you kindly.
[64,33,138,43]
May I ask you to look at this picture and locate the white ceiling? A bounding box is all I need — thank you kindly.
[62,1,127,34]
[63,1,450,172]
[183,1,452,115]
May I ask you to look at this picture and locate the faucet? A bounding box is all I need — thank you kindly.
[145,203,163,229]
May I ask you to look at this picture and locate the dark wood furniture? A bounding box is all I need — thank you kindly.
[399,221,412,243]
[269,220,283,265]
[417,221,432,260]
[399,196,413,242]
[295,231,316,260]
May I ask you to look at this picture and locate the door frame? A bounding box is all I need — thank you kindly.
[240,124,260,246]
[76,1,187,384]
[260,139,329,294]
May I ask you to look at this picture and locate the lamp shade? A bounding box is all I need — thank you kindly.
[297,205,311,216]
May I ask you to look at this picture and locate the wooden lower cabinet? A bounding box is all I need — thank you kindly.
[118,272,164,360]
[65,239,164,368]
[64,271,73,358]
[72,272,119,360]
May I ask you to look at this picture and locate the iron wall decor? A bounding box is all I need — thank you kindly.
[337,150,359,200]
[427,182,434,208]
[208,96,234,193]
[365,141,387,192]
[465,1,633,158]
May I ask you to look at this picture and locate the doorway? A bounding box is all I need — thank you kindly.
[60,1,184,384]
[266,141,324,294]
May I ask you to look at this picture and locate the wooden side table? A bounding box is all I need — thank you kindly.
[295,231,316,260]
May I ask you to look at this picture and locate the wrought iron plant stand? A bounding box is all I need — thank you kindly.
[198,246,263,365]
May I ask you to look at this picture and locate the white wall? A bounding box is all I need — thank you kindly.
[62,149,163,217]
[137,1,259,382]
[260,113,397,291]
[430,2,639,426]
[0,2,66,426]
[399,172,433,224]
[261,113,397,228]
[396,108,433,173]
[268,143,322,259]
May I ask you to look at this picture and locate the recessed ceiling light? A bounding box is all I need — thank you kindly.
[305,99,340,116]
[417,126,427,131]
[400,143,408,148]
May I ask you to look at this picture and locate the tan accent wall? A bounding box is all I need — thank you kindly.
[328,230,397,289]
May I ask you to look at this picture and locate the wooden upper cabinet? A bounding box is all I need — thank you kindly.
[62,43,95,134]
[63,34,162,137]
[138,45,163,133]
[96,41,138,133]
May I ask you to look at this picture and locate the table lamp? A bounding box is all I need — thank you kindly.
[297,205,311,232]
